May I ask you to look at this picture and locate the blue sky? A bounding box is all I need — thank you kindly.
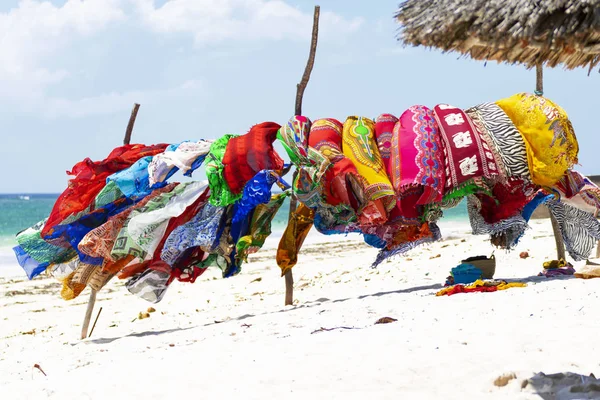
[0,0,598,193]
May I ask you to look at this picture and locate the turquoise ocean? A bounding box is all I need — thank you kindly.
[0,193,469,269]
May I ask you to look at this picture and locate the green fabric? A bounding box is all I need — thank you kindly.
[236,192,288,264]
[16,219,77,265]
[206,134,241,207]
[111,182,191,261]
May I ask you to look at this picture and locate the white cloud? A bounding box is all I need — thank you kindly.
[131,0,363,44]
[42,79,204,118]
[0,0,363,118]
[0,0,125,102]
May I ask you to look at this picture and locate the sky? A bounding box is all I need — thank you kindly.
[0,0,598,193]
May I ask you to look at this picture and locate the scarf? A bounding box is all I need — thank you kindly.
[342,116,395,219]
[127,181,209,258]
[553,170,600,214]
[433,104,499,200]
[236,192,288,264]
[545,198,600,261]
[78,184,177,264]
[41,143,169,238]
[309,118,363,219]
[276,203,314,276]
[495,93,578,188]
[466,102,530,181]
[374,113,398,175]
[148,139,213,186]
[277,115,310,164]
[222,122,284,195]
[206,134,241,207]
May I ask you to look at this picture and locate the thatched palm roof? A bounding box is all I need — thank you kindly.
[395,0,600,72]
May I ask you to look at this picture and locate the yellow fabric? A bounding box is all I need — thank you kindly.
[495,93,578,188]
[543,259,566,269]
[342,116,395,211]
[276,203,314,276]
[435,279,526,296]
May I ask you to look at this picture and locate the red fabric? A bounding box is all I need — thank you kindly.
[442,285,498,296]
[42,143,169,238]
[309,118,366,211]
[222,122,284,194]
[118,186,211,281]
[433,105,498,190]
[374,113,398,175]
[477,179,535,224]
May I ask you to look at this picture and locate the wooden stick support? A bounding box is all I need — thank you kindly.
[123,103,140,146]
[81,103,141,339]
[284,5,320,306]
[89,306,103,338]
[81,290,97,340]
[535,64,565,261]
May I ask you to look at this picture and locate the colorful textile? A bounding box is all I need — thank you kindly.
[206,134,240,207]
[47,195,136,265]
[106,156,162,199]
[161,203,225,265]
[433,104,499,199]
[222,122,284,195]
[466,102,531,180]
[15,219,76,278]
[127,181,209,257]
[342,116,395,216]
[232,170,279,223]
[467,195,528,249]
[392,106,445,204]
[125,268,171,303]
[476,179,536,225]
[12,245,49,280]
[370,222,441,268]
[148,139,213,186]
[309,118,362,227]
[111,182,194,262]
[276,203,314,276]
[545,198,600,261]
[436,279,526,296]
[237,193,288,263]
[496,93,578,188]
[553,170,600,214]
[78,184,176,263]
[374,113,398,174]
[41,143,169,238]
[277,116,310,164]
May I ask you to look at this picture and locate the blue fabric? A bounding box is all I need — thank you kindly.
[364,234,386,249]
[232,170,278,224]
[451,263,483,284]
[13,245,49,280]
[46,197,136,265]
[522,192,553,222]
[107,157,167,199]
[161,204,225,266]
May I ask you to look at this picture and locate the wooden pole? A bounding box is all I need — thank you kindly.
[284,5,320,306]
[81,103,141,339]
[123,103,140,146]
[535,63,566,261]
[80,289,96,340]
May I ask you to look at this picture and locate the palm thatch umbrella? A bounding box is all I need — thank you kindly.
[395,0,600,261]
[396,0,600,73]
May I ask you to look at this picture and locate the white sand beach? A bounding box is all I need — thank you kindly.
[1,219,600,399]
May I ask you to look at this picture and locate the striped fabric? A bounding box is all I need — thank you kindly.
[466,102,531,180]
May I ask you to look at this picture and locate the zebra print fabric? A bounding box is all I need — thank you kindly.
[466,195,529,249]
[467,103,531,181]
[546,199,600,261]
